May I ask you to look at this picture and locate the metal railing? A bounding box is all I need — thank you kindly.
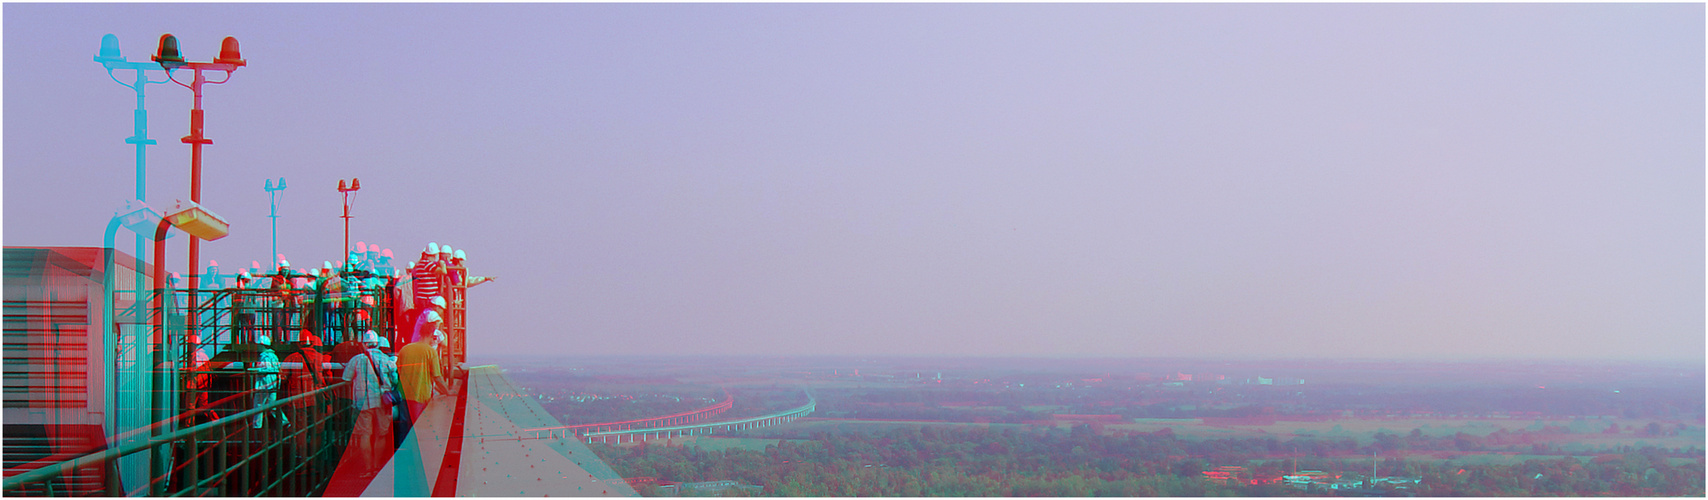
[183,284,395,351]
[3,382,353,497]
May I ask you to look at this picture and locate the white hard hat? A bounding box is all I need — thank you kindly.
[257,334,272,346]
[378,336,392,349]
[362,330,380,345]
[323,261,333,270]
[424,310,442,323]
[440,245,453,255]
[426,242,439,254]
[430,296,446,308]
[454,249,465,260]
[279,260,290,268]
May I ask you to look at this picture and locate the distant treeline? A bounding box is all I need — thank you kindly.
[855,382,1698,420]
[593,424,1704,496]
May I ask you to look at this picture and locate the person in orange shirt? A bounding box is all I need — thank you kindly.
[395,315,449,421]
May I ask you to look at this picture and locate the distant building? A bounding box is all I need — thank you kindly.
[1283,470,1340,489]
[1201,466,1248,486]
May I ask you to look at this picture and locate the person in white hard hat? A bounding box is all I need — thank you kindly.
[411,243,445,310]
[282,329,327,452]
[403,297,445,345]
[252,333,284,429]
[453,249,495,288]
[375,248,396,277]
[232,269,256,337]
[397,315,447,421]
[270,260,298,342]
[340,330,395,474]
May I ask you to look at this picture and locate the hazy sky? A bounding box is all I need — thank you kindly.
[4,3,1702,360]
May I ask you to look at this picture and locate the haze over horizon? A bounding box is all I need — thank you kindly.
[4,4,1702,361]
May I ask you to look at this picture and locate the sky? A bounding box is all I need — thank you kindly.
[4,3,1702,360]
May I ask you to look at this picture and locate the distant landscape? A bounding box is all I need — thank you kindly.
[476,355,1705,496]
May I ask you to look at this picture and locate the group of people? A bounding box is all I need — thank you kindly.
[173,241,491,488]
[334,241,488,479]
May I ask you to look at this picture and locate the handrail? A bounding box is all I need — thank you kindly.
[2,381,349,492]
[92,387,262,447]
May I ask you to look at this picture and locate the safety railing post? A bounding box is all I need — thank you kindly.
[186,424,199,497]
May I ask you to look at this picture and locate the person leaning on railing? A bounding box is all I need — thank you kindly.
[397,316,449,422]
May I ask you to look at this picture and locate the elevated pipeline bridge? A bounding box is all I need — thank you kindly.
[540,388,734,436]
[517,392,816,445]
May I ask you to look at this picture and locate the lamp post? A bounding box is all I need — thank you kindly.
[265,177,286,266]
[337,178,361,268]
[96,36,176,493]
[152,35,241,495]
[94,33,173,264]
[153,33,243,296]
[148,200,229,497]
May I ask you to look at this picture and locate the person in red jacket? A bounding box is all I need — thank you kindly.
[282,334,328,453]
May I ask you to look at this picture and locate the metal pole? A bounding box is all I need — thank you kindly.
[150,220,172,497]
[98,40,170,467]
[270,191,278,264]
[337,179,359,268]
[266,177,285,267]
[342,195,350,267]
[180,69,212,348]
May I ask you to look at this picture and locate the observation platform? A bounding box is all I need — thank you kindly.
[337,365,637,497]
